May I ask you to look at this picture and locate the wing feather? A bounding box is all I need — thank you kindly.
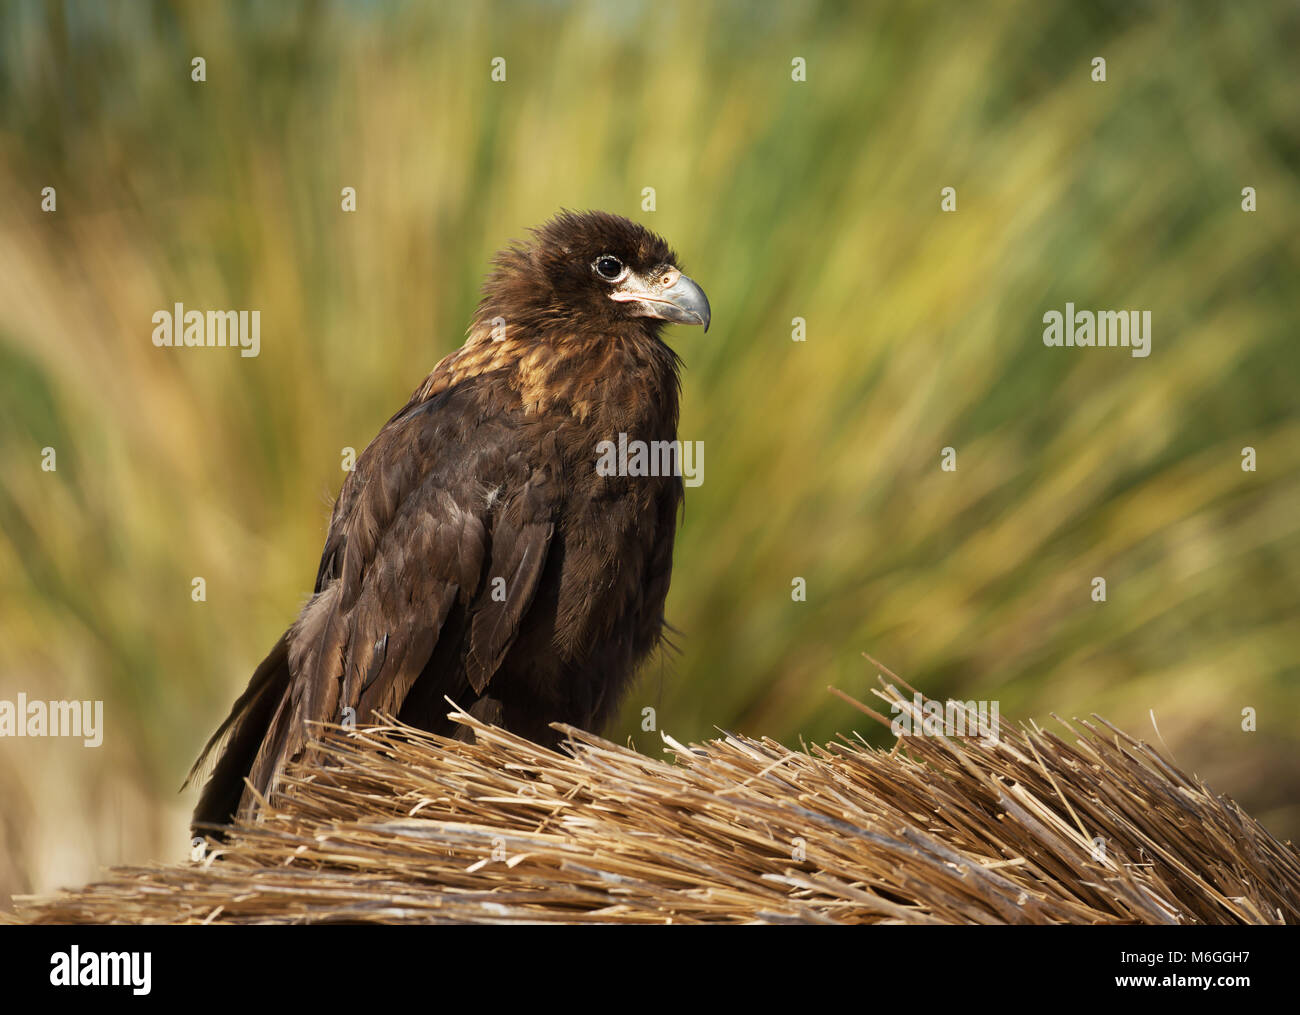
[229,389,558,820]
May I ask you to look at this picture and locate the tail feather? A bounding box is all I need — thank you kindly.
[185,632,292,833]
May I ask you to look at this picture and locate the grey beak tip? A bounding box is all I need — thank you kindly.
[625,271,711,332]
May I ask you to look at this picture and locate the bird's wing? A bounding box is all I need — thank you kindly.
[241,385,558,812]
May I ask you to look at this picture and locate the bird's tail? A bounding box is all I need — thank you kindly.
[183,631,293,834]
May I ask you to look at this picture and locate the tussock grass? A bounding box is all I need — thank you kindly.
[13,684,1298,925]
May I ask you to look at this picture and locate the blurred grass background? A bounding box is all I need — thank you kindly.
[1,0,1298,902]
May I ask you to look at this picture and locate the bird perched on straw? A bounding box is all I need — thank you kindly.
[186,210,709,831]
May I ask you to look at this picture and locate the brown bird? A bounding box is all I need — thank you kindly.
[186,210,709,831]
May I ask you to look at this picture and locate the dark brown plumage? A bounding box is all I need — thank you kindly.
[186,210,709,831]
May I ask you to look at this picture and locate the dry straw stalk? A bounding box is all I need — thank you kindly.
[10,681,1299,925]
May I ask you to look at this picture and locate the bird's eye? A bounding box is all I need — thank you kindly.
[594,255,624,280]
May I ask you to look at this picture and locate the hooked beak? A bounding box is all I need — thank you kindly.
[610,266,711,332]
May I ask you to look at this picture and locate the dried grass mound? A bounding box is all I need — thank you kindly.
[11,683,1300,924]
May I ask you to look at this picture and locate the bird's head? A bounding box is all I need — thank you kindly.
[476,210,710,339]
